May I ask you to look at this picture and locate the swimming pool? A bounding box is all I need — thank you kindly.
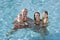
[0,0,60,40]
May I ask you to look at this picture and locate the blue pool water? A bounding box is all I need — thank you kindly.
[0,0,60,40]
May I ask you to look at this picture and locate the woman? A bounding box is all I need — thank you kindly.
[42,11,48,27]
[33,12,42,32]
[34,12,41,25]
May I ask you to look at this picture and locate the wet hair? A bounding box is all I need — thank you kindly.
[34,12,40,21]
[44,11,48,15]
[20,14,22,16]
[18,14,22,17]
[22,8,27,12]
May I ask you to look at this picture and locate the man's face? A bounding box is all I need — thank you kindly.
[22,9,28,16]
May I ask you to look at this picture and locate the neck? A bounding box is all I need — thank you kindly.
[36,19,40,21]
[23,16,27,21]
[35,19,40,25]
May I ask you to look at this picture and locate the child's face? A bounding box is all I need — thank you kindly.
[43,12,48,18]
[18,14,22,20]
[20,15,22,20]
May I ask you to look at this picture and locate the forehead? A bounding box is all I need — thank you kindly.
[35,13,39,15]
[22,9,27,12]
[43,12,48,15]
[43,12,46,15]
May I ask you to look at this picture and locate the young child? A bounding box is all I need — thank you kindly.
[42,11,48,27]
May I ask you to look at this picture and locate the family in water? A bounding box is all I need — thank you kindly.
[7,8,48,36]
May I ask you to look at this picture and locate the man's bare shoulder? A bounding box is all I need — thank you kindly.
[27,17,33,20]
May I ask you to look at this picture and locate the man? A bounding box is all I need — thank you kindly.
[21,8,33,22]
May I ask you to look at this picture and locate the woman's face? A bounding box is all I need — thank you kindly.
[43,12,48,18]
[35,13,40,20]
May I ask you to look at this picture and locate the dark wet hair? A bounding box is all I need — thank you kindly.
[34,12,40,21]
[44,11,48,15]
